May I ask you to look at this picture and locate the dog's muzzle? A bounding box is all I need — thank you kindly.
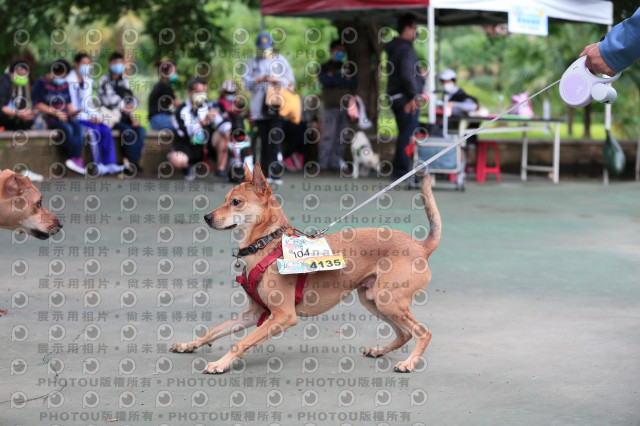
[32,221,63,240]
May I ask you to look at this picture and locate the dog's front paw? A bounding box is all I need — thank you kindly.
[393,360,414,373]
[169,342,197,353]
[203,360,228,374]
[363,347,385,358]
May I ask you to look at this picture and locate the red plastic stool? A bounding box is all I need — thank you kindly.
[475,141,501,183]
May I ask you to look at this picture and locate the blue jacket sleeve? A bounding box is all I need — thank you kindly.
[599,7,640,72]
[31,78,44,105]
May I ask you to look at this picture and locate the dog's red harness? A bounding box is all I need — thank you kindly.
[235,243,307,326]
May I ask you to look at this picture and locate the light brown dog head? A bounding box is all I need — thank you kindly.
[0,170,62,240]
[204,164,288,241]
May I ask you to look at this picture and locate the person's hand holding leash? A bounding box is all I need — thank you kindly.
[580,43,617,77]
[579,8,640,76]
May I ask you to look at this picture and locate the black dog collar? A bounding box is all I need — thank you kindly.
[236,226,287,258]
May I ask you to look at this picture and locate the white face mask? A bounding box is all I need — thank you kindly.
[258,48,273,58]
[443,82,457,94]
[192,92,208,107]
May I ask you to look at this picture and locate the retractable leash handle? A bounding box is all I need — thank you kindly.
[559,56,621,108]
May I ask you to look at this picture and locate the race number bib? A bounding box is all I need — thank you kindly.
[277,234,345,274]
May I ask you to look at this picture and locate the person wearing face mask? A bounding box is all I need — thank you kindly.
[98,52,130,114]
[0,59,35,131]
[438,69,478,117]
[385,13,427,178]
[67,52,128,176]
[32,59,86,175]
[0,59,44,181]
[148,60,179,132]
[169,77,223,181]
[209,80,244,178]
[98,52,146,171]
[317,40,358,173]
[242,32,296,185]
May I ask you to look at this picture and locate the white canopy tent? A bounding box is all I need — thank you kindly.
[426,0,615,122]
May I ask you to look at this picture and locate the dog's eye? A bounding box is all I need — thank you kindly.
[36,200,42,209]
[231,199,241,206]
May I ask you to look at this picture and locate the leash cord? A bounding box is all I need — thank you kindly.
[314,79,562,236]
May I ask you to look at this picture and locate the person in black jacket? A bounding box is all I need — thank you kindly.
[0,60,35,130]
[318,40,358,172]
[385,13,426,178]
[148,61,178,132]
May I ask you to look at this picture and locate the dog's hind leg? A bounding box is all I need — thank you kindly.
[169,303,264,353]
[357,286,411,358]
[375,300,431,373]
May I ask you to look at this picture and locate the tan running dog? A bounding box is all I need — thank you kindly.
[0,169,62,239]
[170,163,441,374]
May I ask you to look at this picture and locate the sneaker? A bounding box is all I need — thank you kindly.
[65,158,86,175]
[283,157,297,172]
[20,169,44,182]
[184,166,195,181]
[102,164,126,175]
[123,158,143,175]
[292,152,304,170]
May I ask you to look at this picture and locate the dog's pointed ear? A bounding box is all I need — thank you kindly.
[2,173,26,198]
[251,163,268,193]
[243,163,253,183]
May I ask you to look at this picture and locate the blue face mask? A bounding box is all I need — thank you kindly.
[334,51,346,62]
[168,72,178,83]
[53,77,66,86]
[225,94,236,102]
[110,63,125,75]
[79,64,91,76]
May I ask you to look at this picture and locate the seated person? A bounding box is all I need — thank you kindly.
[118,88,146,172]
[210,80,247,178]
[148,60,179,132]
[0,59,35,130]
[67,52,126,176]
[439,69,478,116]
[98,52,146,171]
[168,77,222,181]
[32,59,85,175]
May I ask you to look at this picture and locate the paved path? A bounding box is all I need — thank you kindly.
[1,175,639,425]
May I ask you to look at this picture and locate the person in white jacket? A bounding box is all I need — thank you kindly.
[169,77,223,181]
[67,52,126,176]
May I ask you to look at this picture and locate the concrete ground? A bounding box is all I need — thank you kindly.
[0,173,639,425]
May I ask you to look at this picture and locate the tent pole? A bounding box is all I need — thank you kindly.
[428,3,436,123]
[603,24,612,185]
[604,24,612,132]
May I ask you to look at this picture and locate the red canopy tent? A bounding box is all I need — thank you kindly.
[261,0,429,20]
[261,0,614,124]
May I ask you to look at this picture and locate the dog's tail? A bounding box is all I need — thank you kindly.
[421,174,441,257]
